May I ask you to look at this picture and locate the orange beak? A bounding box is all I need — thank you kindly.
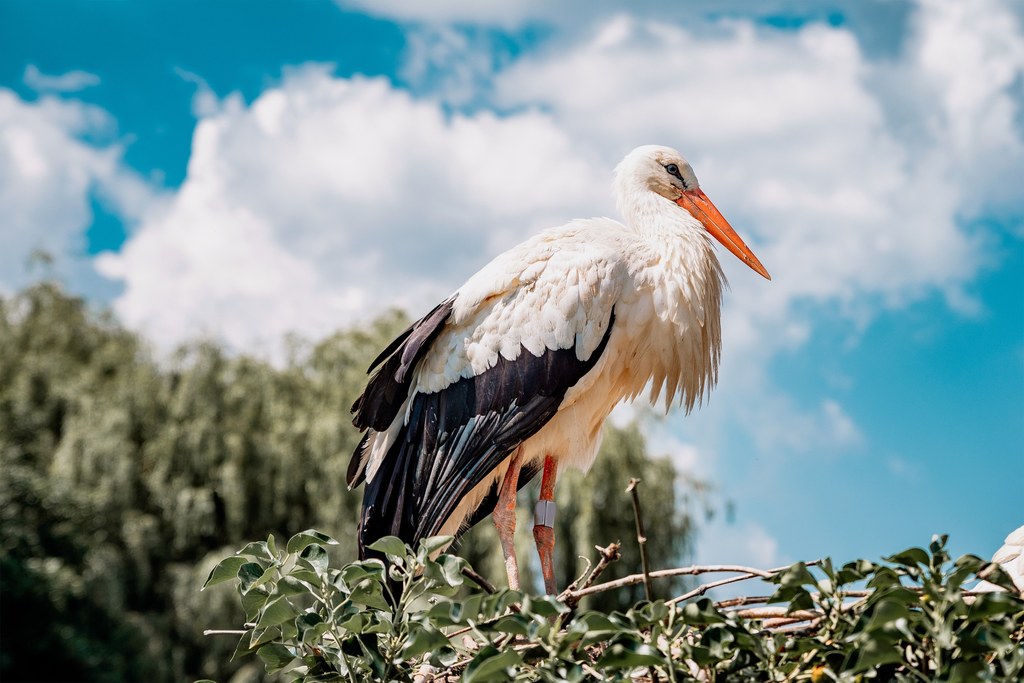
[675,188,771,280]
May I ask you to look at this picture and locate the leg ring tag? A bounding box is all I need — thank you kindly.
[534,500,556,528]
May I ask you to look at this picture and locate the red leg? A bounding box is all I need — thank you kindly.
[492,448,523,590]
[533,456,558,595]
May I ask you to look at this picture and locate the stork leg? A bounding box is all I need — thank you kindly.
[533,456,558,595]
[492,448,523,590]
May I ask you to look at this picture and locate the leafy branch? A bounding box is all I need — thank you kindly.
[201,530,1024,682]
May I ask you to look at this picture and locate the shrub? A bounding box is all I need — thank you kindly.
[202,531,1024,682]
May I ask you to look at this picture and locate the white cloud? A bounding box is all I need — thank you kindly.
[174,68,221,118]
[97,66,608,354]
[23,65,100,93]
[696,519,782,569]
[0,90,155,295]
[910,0,1024,212]
[337,0,922,33]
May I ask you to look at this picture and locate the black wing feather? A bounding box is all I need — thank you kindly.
[356,311,616,559]
[351,297,455,431]
[347,297,455,488]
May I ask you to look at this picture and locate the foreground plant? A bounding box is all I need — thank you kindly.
[201,531,1023,682]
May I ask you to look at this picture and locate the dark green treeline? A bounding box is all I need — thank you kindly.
[0,283,701,682]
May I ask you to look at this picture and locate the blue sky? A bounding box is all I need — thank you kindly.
[2,0,1022,573]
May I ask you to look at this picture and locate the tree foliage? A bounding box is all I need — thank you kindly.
[0,282,703,682]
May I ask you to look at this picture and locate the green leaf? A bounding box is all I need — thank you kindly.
[401,623,450,660]
[769,562,818,612]
[349,578,390,611]
[492,615,529,637]
[885,547,929,568]
[286,529,339,554]
[632,600,670,626]
[337,612,367,634]
[276,575,312,597]
[703,625,737,659]
[241,587,270,621]
[366,535,407,559]
[249,625,282,649]
[863,598,911,633]
[968,591,1022,619]
[299,543,329,574]
[595,642,665,669]
[203,556,247,589]
[947,660,986,683]
[294,612,322,631]
[287,568,323,587]
[257,643,297,674]
[422,554,466,591]
[427,594,484,626]
[302,623,331,647]
[418,535,455,556]
[238,562,267,593]
[461,646,523,683]
[522,594,570,618]
[852,638,902,672]
[237,541,275,563]
[231,632,258,662]
[257,595,299,629]
[681,598,727,625]
[340,562,384,589]
[570,613,622,646]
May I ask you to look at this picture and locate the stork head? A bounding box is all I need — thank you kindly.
[615,145,771,280]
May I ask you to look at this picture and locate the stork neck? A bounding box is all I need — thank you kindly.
[621,190,700,240]
[621,189,727,309]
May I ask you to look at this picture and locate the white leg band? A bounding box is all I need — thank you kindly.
[534,500,556,528]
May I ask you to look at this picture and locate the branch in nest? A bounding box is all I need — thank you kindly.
[565,563,779,601]
[626,478,654,602]
[560,543,621,609]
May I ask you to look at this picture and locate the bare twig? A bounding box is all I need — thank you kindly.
[713,594,775,609]
[734,607,822,620]
[563,554,594,595]
[567,563,776,601]
[560,543,621,609]
[203,629,248,636]
[626,478,654,603]
[667,559,825,606]
[581,543,622,591]
[669,572,767,605]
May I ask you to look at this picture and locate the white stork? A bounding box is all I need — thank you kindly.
[347,145,770,594]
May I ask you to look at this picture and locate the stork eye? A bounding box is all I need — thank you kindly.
[664,163,687,188]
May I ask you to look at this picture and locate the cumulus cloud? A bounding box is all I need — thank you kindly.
[0,90,155,295]
[338,0,923,33]
[696,518,782,569]
[97,66,607,354]
[23,65,100,93]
